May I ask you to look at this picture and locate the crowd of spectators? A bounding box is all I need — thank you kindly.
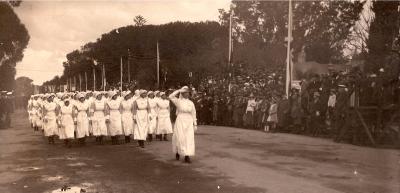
[192,64,400,146]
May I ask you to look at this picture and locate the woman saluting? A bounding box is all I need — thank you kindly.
[169,86,197,163]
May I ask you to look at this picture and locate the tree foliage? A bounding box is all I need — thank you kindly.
[219,0,364,66]
[365,1,400,72]
[0,2,30,91]
[15,76,33,96]
[53,21,228,89]
[134,15,147,26]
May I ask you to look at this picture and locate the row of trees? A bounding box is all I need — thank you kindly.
[44,0,399,90]
[43,20,228,89]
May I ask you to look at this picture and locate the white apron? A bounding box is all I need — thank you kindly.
[92,99,108,136]
[148,98,157,134]
[75,101,89,138]
[169,92,197,156]
[43,102,58,137]
[107,99,122,136]
[156,99,173,134]
[133,98,149,140]
[121,99,134,136]
[31,101,42,128]
[59,104,75,139]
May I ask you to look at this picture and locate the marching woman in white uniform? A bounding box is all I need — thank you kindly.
[106,91,123,145]
[147,91,157,142]
[31,95,42,131]
[85,92,95,136]
[133,90,150,148]
[38,95,46,131]
[156,92,173,141]
[42,94,59,144]
[121,91,134,143]
[169,86,197,163]
[90,92,108,144]
[58,95,75,148]
[74,93,90,146]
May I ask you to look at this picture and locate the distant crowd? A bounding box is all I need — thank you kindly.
[192,66,400,146]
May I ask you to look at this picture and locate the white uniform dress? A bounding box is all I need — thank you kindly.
[86,97,95,135]
[133,97,149,140]
[43,102,58,137]
[31,100,42,128]
[121,99,134,136]
[169,90,197,156]
[59,103,75,139]
[75,101,90,138]
[107,99,123,136]
[27,99,33,125]
[156,99,173,134]
[91,99,108,136]
[37,99,45,130]
[148,98,158,134]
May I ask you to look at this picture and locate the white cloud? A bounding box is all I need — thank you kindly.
[14,0,230,85]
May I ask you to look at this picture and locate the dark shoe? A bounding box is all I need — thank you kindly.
[163,134,168,141]
[176,153,180,160]
[140,140,145,148]
[184,156,191,163]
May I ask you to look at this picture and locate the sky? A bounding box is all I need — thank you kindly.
[14,0,231,85]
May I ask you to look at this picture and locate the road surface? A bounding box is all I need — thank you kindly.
[0,110,399,193]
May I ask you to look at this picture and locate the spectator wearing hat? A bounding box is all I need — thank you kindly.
[243,93,256,129]
[308,91,324,136]
[212,96,219,125]
[3,92,14,128]
[277,95,290,132]
[266,97,278,132]
[290,90,304,133]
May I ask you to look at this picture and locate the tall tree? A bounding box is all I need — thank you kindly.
[366,1,400,72]
[0,2,30,91]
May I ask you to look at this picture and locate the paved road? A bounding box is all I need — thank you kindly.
[0,110,399,193]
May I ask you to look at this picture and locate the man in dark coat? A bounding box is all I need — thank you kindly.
[308,91,325,136]
[277,95,290,132]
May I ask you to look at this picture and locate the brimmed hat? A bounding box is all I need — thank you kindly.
[147,91,154,96]
[160,92,166,96]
